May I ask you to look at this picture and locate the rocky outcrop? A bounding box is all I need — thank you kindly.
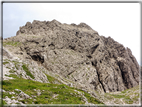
[4,19,139,93]
[3,49,49,83]
[3,47,13,59]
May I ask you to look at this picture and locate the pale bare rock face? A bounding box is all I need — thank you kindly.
[3,19,139,94]
[3,47,49,83]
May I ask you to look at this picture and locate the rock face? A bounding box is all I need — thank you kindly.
[3,48,49,83]
[4,19,139,93]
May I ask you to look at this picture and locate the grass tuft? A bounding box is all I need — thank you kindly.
[22,64,35,79]
[45,74,62,84]
[3,41,21,47]
[3,61,9,65]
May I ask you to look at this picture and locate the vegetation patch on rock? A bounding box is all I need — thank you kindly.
[22,64,35,79]
[3,41,21,47]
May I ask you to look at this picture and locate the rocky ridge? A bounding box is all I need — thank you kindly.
[3,19,139,93]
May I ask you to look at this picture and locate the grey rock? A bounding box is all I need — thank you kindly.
[4,19,140,93]
[3,55,49,83]
[15,89,22,92]
[11,96,15,99]
[4,96,22,105]
[9,92,15,94]
[19,91,30,99]
[3,47,13,59]
[0,89,6,92]
[36,89,41,96]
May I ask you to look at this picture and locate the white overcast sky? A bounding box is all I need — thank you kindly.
[3,3,141,65]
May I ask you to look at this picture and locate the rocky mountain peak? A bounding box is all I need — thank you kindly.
[16,19,97,36]
[4,20,139,94]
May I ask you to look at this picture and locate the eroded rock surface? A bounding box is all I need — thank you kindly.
[3,48,49,83]
[3,19,140,93]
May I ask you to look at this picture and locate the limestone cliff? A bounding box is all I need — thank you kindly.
[3,19,139,94]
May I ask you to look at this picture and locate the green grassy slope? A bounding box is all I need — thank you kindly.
[2,74,103,105]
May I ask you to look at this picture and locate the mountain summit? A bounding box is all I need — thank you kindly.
[3,19,140,105]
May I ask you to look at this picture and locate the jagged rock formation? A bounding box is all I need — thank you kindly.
[3,19,139,93]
